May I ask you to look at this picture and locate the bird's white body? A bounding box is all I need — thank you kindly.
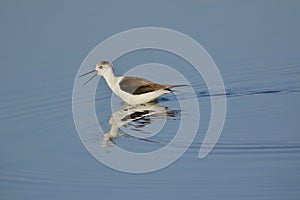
[101,67,171,105]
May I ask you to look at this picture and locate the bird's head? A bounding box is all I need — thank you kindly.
[78,60,113,86]
[95,61,112,76]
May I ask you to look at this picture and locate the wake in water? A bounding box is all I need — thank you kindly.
[197,87,300,98]
[154,84,300,103]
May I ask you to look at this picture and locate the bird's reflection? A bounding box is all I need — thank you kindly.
[102,102,180,147]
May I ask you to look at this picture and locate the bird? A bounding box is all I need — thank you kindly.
[78,61,186,105]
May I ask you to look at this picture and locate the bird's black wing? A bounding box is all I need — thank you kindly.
[119,76,169,95]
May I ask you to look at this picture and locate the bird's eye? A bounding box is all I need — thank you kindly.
[99,66,103,69]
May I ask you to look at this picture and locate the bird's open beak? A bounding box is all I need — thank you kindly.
[78,69,97,86]
[78,70,96,78]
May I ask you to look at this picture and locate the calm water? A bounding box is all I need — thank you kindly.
[1,1,300,199]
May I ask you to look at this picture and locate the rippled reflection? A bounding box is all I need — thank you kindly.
[102,102,180,147]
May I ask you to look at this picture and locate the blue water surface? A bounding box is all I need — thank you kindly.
[0,1,300,199]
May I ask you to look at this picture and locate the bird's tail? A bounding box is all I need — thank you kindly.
[168,84,189,88]
[166,84,189,93]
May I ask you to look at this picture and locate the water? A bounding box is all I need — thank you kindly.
[1,1,300,199]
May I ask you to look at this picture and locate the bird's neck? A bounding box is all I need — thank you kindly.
[102,67,118,91]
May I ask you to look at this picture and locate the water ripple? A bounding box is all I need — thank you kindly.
[188,142,300,155]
